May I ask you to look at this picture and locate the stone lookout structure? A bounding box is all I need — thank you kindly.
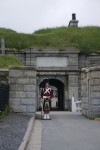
[68,13,79,27]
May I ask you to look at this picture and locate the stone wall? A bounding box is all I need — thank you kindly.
[68,72,79,102]
[4,49,100,70]
[79,54,100,69]
[25,47,79,70]
[81,66,100,118]
[9,66,36,116]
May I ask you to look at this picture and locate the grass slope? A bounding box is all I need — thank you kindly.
[0,54,23,68]
[0,26,100,53]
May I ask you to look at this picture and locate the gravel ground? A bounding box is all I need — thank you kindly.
[0,113,31,150]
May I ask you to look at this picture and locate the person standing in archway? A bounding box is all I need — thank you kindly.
[41,81,53,120]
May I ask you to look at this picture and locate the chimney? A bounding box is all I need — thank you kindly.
[68,13,79,27]
[72,13,76,20]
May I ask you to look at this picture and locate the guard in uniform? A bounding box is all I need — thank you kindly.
[41,82,53,120]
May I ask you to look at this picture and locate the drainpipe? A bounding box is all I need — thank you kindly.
[87,73,94,119]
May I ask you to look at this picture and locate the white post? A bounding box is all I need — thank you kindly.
[71,94,76,112]
[1,37,5,55]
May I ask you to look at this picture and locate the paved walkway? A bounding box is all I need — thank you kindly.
[41,112,100,150]
[27,112,100,150]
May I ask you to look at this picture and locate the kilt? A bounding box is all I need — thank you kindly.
[43,98,51,111]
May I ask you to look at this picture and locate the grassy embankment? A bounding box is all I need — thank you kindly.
[0,54,23,68]
[0,26,100,54]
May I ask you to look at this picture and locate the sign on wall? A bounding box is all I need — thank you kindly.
[36,57,68,67]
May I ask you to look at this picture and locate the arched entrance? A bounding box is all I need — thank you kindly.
[39,78,64,110]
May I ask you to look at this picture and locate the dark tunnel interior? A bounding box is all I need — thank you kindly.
[39,78,64,110]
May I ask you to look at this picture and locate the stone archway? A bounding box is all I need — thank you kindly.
[39,78,65,110]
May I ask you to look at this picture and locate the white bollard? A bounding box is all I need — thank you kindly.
[71,95,76,112]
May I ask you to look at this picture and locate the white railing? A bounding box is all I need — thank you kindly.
[71,95,82,112]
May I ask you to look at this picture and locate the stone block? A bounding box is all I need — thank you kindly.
[21,98,35,105]
[91,85,100,92]
[90,79,100,85]
[13,91,36,99]
[26,105,36,113]
[10,105,26,113]
[93,99,100,105]
[69,83,78,87]
[82,110,85,115]
[9,98,21,106]
[68,66,78,70]
[30,62,35,66]
[24,85,36,91]
[9,91,16,98]
[94,107,100,113]
[91,92,100,99]
[25,92,36,98]
[69,78,78,84]
[91,71,100,78]
[29,78,36,84]
[24,71,36,77]
[9,78,18,84]
[9,84,17,91]
[84,104,89,109]
[9,70,23,77]
[10,84,24,91]
[26,61,31,66]
[68,54,78,58]
[81,97,88,103]
[84,97,88,103]
[81,103,85,108]
[68,76,78,85]
[17,78,30,84]
[69,61,78,66]
[9,91,25,98]
[81,73,86,80]
[69,87,78,101]
[82,79,87,85]
[26,54,35,58]
[81,91,88,97]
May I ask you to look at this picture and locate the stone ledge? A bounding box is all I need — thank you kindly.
[0,68,9,71]
[26,47,79,54]
[9,66,36,70]
[82,66,100,72]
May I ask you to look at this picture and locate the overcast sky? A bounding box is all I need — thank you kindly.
[0,0,100,33]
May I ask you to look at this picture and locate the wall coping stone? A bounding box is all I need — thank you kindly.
[0,68,9,71]
[82,66,100,73]
[26,47,79,54]
[9,66,36,70]
[37,69,80,72]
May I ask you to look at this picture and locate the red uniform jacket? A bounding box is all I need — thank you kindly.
[41,87,53,100]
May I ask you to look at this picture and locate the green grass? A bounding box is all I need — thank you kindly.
[0,54,23,68]
[0,26,100,53]
[0,104,9,121]
[95,116,100,118]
